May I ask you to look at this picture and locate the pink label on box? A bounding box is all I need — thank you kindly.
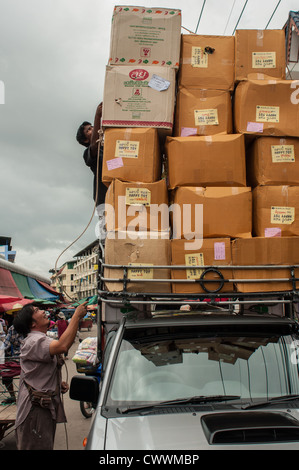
[265,227,282,238]
[214,242,226,260]
[247,121,264,133]
[107,157,124,171]
[181,127,197,137]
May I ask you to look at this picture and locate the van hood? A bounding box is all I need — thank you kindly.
[103,410,299,450]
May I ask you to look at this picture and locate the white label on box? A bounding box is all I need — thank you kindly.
[185,253,204,279]
[194,109,219,126]
[256,105,280,123]
[148,74,170,91]
[107,157,124,171]
[125,188,151,206]
[252,51,276,68]
[271,145,295,162]
[191,47,208,68]
[214,242,226,260]
[271,206,295,225]
[128,263,153,280]
[115,140,139,158]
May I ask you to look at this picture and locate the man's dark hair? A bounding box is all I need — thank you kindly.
[76,121,91,147]
[13,303,36,337]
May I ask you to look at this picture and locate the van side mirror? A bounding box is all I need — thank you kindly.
[70,376,99,403]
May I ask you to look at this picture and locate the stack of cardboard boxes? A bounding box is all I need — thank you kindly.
[101,6,182,292]
[168,33,251,293]
[100,6,299,295]
[233,29,299,292]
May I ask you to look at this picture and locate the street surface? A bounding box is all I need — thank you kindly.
[0,323,97,451]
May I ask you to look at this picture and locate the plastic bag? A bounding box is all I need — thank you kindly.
[72,337,97,366]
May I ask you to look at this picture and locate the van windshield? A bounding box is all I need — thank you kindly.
[105,323,299,407]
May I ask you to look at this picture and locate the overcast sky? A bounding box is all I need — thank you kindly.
[0,0,298,279]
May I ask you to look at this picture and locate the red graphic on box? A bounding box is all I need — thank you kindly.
[141,47,151,58]
[129,69,149,81]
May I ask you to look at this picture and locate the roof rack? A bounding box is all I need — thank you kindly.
[97,245,299,317]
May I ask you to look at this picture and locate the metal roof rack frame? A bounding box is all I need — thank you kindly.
[97,243,299,318]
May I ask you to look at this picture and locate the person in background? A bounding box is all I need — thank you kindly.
[13,301,88,450]
[56,312,69,359]
[76,102,107,242]
[0,313,6,333]
[0,315,23,404]
[47,314,56,330]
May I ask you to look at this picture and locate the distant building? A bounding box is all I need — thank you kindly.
[0,236,16,262]
[49,241,99,302]
[73,241,98,300]
[50,261,76,301]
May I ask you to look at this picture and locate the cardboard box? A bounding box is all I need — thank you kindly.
[174,87,233,137]
[234,79,299,137]
[232,237,299,292]
[104,232,171,293]
[165,134,246,189]
[102,65,176,133]
[105,178,169,232]
[102,127,161,184]
[235,29,286,81]
[253,185,299,237]
[178,34,235,91]
[172,186,252,239]
[108,6,181,68]
[171,238,233,294]
[247,136,299,187]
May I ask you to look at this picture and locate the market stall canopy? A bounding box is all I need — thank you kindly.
[0,257,62,308]
[11,272,62,303]
[0,294,21,304]
[27,277,59,301]
[57,303,74,309]
[31,299,57,306]
[11,272,35,299]
[0,298,33,314]
[72,297,90,307]
[0,267,22,298]
[37,280,63,297]
[72,295,98,308]
[87,295,98,305]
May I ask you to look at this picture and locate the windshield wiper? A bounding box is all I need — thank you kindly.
[242,394,299,410]
[117,395,241,414]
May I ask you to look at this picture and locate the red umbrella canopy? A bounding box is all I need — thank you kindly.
[0,295,21,304]
[0,298,33,313]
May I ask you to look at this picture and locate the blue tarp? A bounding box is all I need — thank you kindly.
[27,277,59,301]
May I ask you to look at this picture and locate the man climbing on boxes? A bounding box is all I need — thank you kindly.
[76,102,107,242]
